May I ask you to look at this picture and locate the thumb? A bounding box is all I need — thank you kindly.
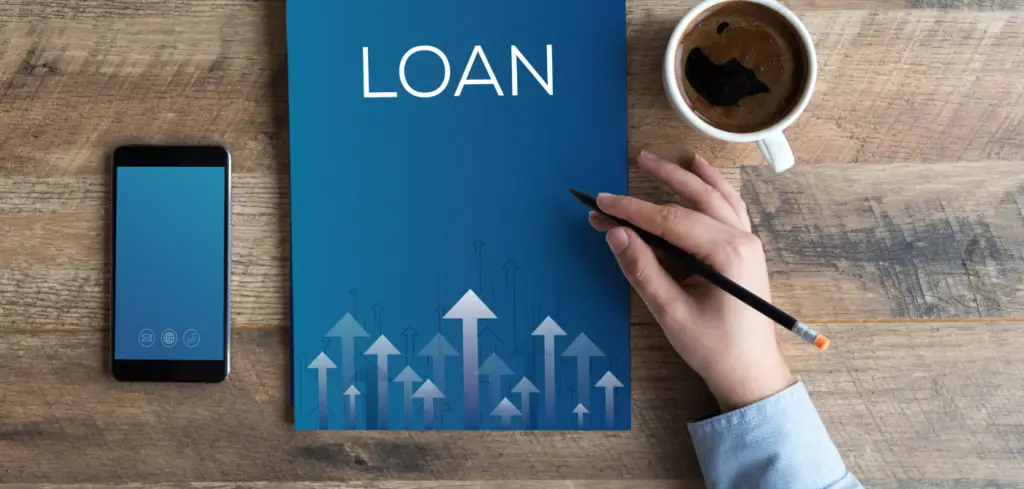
[606,227,691,322]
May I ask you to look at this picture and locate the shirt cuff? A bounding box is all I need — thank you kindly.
[688,381,851,489]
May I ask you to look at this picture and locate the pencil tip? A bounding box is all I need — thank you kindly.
[568,188,592,205]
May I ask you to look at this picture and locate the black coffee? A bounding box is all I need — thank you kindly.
[677,1,809,133]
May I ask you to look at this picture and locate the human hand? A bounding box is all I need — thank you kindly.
[591,150,794,412]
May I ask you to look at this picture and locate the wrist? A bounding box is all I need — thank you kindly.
[705,358,795,413]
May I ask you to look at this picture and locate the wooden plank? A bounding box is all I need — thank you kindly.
[906,0,1024,9]
[3,483,1024,489]
[0,175,289,332]
[0,0,287,176]
[1,483,1023,489]
[1,481,1020,489]
[0,0,1019,26]
[0,483,689,489]
[2,483,1023,489]
[629,160,1024,321]
[0,5,1023,177]
[782,322,1024,485]
[744,161,1024,319]
[4,160,1021,331]
[0,330,710,484]
[2,323,1024,484]
[628,9,1024,165]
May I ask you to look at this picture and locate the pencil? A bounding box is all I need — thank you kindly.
[569,189,830,351]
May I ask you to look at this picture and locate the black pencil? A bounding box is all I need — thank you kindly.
[570,189,829,351]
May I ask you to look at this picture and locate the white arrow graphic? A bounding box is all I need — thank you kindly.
[511,377,539,429]
[444,289,496,430]
[562,333,605,408]
[531,316,566,426]
[343,385,361,429]
[490,397,522,428]
[393,365,422,429]
[595,371,624,428]
[417,333,459,393]
[412,379,445,430]
[325,313,369,389]
[572,403,589,428]
[478,353,514,413]
[308,352,337,429]
[364,335,400,429]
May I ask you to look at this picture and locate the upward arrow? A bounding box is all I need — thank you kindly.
[372,303,384,332]
[325,313,369,389]
[308,352,337,429]
[532,316,566,426]
[364,335,400,429]
[595,371,624,428]
[417,333,459,393]
[478,353,514,415]
[489,397,522,428]
[393,365,422,429]
[412,379,445,430]
[562,333,605,408]
[343,385,361,429]
[502,260,520,284]
[511,377,539,429]
[401,325,419,361]
[572,403,590,428]
[445,289,496,430]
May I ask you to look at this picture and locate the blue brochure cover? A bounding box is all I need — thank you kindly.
[287,0,628,430]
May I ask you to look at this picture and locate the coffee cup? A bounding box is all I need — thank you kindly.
[663,0,817,172]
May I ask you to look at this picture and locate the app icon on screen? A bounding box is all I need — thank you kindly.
[139,328,156,347]
[183,329,200,348]
[161,329,178,347]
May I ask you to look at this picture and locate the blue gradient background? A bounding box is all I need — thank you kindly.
[289,0,628,430]
[114,166,226,361]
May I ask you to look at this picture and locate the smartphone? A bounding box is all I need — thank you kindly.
[111,145,231,382]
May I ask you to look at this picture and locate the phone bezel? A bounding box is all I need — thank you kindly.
[110,145,231,383]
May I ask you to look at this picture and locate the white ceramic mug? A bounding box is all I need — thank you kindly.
[663,0,817,172]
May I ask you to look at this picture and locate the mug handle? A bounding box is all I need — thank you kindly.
[756,132,795,172]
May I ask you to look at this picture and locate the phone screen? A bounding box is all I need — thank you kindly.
[113,165,227,361]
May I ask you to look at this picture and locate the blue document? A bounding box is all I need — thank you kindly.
[287,0,628,430]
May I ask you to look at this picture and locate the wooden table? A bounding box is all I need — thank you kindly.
[2,0,1023,487]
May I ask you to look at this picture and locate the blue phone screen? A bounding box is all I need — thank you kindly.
[114,166,227,361]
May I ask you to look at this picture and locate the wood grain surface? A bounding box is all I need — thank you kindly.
[1,483,1022,489]
[3,323,1024,486]
[4,161,1022,331]
[0,484,695,489]
[2,0,1024,487]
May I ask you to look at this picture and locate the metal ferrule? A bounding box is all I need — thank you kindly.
[792,321,820,346]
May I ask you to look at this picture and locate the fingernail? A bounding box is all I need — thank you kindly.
[596,192,616,206]
[638,150,660,166]
[693,154,709,168]
[606,227,629,255]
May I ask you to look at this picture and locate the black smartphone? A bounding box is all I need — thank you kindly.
[111,145,231,382]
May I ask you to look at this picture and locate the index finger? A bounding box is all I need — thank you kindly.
[595,193,735,262]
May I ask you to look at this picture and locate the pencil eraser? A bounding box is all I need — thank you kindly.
[814,335,830,351]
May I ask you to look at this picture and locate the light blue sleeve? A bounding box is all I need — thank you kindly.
[688,381,863,489]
